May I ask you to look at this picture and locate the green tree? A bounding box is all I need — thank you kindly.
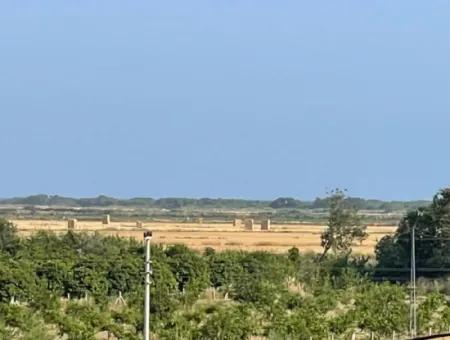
[287,247,300,262]
[196,305,255,340]
[418,292,448,333]
[208,251,244,290]
[376,188,450,278]
[0,219,19,255]
[353,282,408,335]
[165,244,210,303]
[0,255,37,303]
[321,189,367,258]
[150,255,179,318]
[270,197,299,209]
[270,301,329,339]
[233,274,287,309]
[0,304,54,340]
[107,255,141,295]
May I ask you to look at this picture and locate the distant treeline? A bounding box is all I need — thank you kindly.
[0,194,429,212]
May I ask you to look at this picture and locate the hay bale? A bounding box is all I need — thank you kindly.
[68,219,77,230]
[244,219,255,231]
[261,219,271,231]
[102,214,111,225]
[233,219,241,227]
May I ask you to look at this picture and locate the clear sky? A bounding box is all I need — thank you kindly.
[1,1,449,200]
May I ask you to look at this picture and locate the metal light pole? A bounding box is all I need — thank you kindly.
[410,211,422,337]
[144,230,153,340]
[410,222,416,337]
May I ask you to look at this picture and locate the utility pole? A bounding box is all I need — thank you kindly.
[144,230,153,340]
[410,221,416,337]
[410,211,422,337]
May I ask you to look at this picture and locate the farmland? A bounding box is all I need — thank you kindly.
[3,189,450,338]
[13,219,397,254]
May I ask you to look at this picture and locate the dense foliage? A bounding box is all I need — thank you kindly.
[2,215,450,339]
[376,188,450,279]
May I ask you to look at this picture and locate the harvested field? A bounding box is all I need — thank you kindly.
[13,220,397,254]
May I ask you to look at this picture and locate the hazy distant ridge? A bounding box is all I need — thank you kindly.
[0,194,429,212]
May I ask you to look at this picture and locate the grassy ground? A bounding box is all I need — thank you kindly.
[13,219,396,254]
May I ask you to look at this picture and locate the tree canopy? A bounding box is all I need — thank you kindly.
[321,189,368,258]
[376,188,450,278]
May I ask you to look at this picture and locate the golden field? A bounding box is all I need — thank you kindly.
[12,219,397,254]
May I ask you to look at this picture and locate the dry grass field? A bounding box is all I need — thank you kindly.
[12,219,397,254]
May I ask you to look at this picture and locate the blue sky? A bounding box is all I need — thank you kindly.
[1,1,449,200]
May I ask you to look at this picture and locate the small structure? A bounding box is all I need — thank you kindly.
[261,219,271,231]
[102,214,111,225]
[244,219,255,231]
[233,219,241,227]
[68,219,77,230]
[114,291,127,306]
[136,221,143,228]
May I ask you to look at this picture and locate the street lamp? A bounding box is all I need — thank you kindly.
[410,210,423,337]
[144,230,152,340]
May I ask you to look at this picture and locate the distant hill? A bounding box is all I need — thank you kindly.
[0,194,430,212]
